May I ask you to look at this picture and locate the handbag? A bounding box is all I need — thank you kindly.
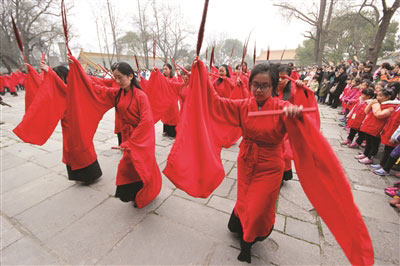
[329,84,338,94]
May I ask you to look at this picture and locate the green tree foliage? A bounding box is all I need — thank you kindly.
[295,11,399,65]
[117,31,142,55]
[295,39,315,66]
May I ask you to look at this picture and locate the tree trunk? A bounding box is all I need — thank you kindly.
[314,0,327,65]
[368,0,399,66]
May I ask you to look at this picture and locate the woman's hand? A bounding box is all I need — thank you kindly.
[295,80,303,87]
[283,105,303,118]
[40,61,49,72]
[67,54,73,64]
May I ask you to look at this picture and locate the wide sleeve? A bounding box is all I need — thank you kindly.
[207,77,242,127]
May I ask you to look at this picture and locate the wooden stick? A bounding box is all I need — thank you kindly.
[280,47,286,63]
[196,0,210,56]
[248,107,316,117]
[97,64,115,80]
[61,0,71,55]
[172,59,189,75]
[11,14,27,63]
[134,55,140,72]
[284,74,313,93]
[153,39,156,68]
[210,46,215,70]
[253,41,256,66]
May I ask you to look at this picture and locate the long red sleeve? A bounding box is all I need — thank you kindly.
[23,65,42,112]
[144,70,181,124]
[66,56,118,170]
[163,60,229,197]
[285,115,374,265]
[13,68,66,145]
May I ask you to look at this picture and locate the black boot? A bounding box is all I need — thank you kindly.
[237,238,253,263]
[228,210,243,237]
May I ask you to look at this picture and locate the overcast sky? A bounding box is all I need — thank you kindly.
[68,0,315,56]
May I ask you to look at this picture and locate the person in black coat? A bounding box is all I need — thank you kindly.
[327,65,348,108]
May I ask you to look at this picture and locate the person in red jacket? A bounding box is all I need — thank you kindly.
[370,83,400,174]
[341,88,374,147]
[356,87,400,164]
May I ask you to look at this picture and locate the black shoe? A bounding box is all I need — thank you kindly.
[237,239,252,263]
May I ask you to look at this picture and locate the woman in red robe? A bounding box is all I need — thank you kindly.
[213,64,235,98]
[161,63,179,138]
[207,63,302,263]
[38,62,103,184]
[108,62,161,205]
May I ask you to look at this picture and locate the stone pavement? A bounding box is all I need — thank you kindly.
[1,91,399,265]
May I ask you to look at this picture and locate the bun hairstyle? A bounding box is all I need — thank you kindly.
[111,62,141,90]
[53,65,69,83]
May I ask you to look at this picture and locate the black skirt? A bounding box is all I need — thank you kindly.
[228,210,274,243]
[163,124,176,138]
[115,181,144,203]
[66,160,102,184]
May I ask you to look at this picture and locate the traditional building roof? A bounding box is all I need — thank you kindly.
[255,49,297,65]
[77,49,165,71]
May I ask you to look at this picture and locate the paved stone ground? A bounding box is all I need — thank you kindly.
[1,91,399,265]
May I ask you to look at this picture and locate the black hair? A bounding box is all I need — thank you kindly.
[111,62,141,90]
[235,64,241,70]
[352,78,361,85]
[361,88,375,98]
[361,80,371,86]
[277,64,292,76]
[163,63,174,78]
[217,64,230,84]
[53,65,69,83]
[381,62,393,71]
[249,63,279,95]
[388,82,400,97]
[380,86,395,100]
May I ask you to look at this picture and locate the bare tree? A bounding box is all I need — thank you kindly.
[274,0,336,65]
[358,0,400,65]
[106,0,120,62]
[0,0,64,72]
[134,0,151,68]
[149,0,193,64]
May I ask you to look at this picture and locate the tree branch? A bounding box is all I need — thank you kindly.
[273,3,317,26]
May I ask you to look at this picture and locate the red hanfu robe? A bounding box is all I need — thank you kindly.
[164,60,225,197]
[165,60,373,265]
[161,76,180,126]
[285,115,374,265]
[210,95,289,243]
[9,72,19,93]
[145,70,181,124]
[116,88,162,208]
[90,76,123,135]
[13,68,66,145]
[213,77,235,98]
[65,56,119,170]
[0,75,5,94]
[24,64,42,112]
